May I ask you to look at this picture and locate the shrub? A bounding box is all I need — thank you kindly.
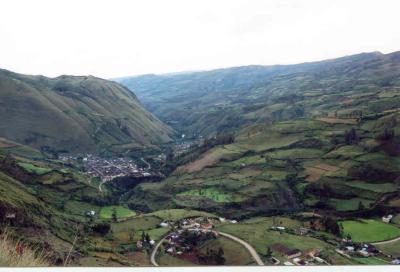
[0,232,49,266]
[91,223,111,235]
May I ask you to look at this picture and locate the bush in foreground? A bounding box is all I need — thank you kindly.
[0,232,48,267]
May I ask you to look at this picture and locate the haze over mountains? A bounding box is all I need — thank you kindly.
[116,51,400,137]
[0,69,173,154]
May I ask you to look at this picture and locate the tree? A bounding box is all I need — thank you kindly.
[266,247,272,258]
[322,217,341,236]
[376,128,395,141]
[111,208,117,222]
[129,230,135,242]
[358,201,365,210]
[91,223,111,235]
[216,247,225,265]
[345,128,359,145]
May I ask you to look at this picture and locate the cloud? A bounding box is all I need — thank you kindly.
[0,0,399,78]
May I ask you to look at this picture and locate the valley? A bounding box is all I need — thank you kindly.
[1,51,400,267]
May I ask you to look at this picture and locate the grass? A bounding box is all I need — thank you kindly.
[99,206,136,219]
[216,221,342,263]
[178,188,236,203]
[111,215,168,243]
[17,162,52,175]
[392,214,400,225]
[148,209,218,221]
[353,257,389,265]
[146,228,170,241]
[0,232,49,267]
[157,252,194,266]
[346,181,398,193]
[329,198,374,211]
[341,219,400,242]
[267,148,324,160]
[198,236,254,265]
[63,200,101,216]
[111,216,162,233]
[227,155,265,167]
[323,145,365,159]
[376,240,400,257]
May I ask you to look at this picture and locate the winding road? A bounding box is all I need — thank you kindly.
[371,236,400,246]
[141,157,151,170]
[150,230,264,266]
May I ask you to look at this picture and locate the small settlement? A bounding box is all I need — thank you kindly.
[60,154,152,182]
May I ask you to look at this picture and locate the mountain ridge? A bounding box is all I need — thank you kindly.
[115,51,400,137]
[0,68,174,154]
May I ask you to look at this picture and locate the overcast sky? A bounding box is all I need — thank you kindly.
[0,0,399,78]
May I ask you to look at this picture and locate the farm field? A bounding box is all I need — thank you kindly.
[393,214,400,225]
[353,257,389,265]
[147,209,218,221]
[345,182,398,193]
[178,188,237,203]
[375,240,400,257]
[99,206,136,219]
[341,219,400,242]
[157,252,195,266]
[17,162,52,175]
[329,198,374,211]
[198,236,254,265]
[215,217,352,264]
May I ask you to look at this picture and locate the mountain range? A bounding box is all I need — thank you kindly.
[116,51,400,137]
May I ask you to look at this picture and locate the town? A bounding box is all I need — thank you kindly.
[59,154,152,182]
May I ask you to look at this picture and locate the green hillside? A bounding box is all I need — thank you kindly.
[125,105,400,218]
[0,69,173,154]
[0,141,106,264]
[116,51,400,138]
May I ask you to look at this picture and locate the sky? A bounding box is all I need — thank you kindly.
[0,0,399,79]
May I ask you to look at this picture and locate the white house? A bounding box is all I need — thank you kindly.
[5,213,16,219]
[392,259,400,265]
[283,261,294,266]
[86,210,96,217]
[160,222,169,228]
[345,246,355,252]
[382,215,393,223]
